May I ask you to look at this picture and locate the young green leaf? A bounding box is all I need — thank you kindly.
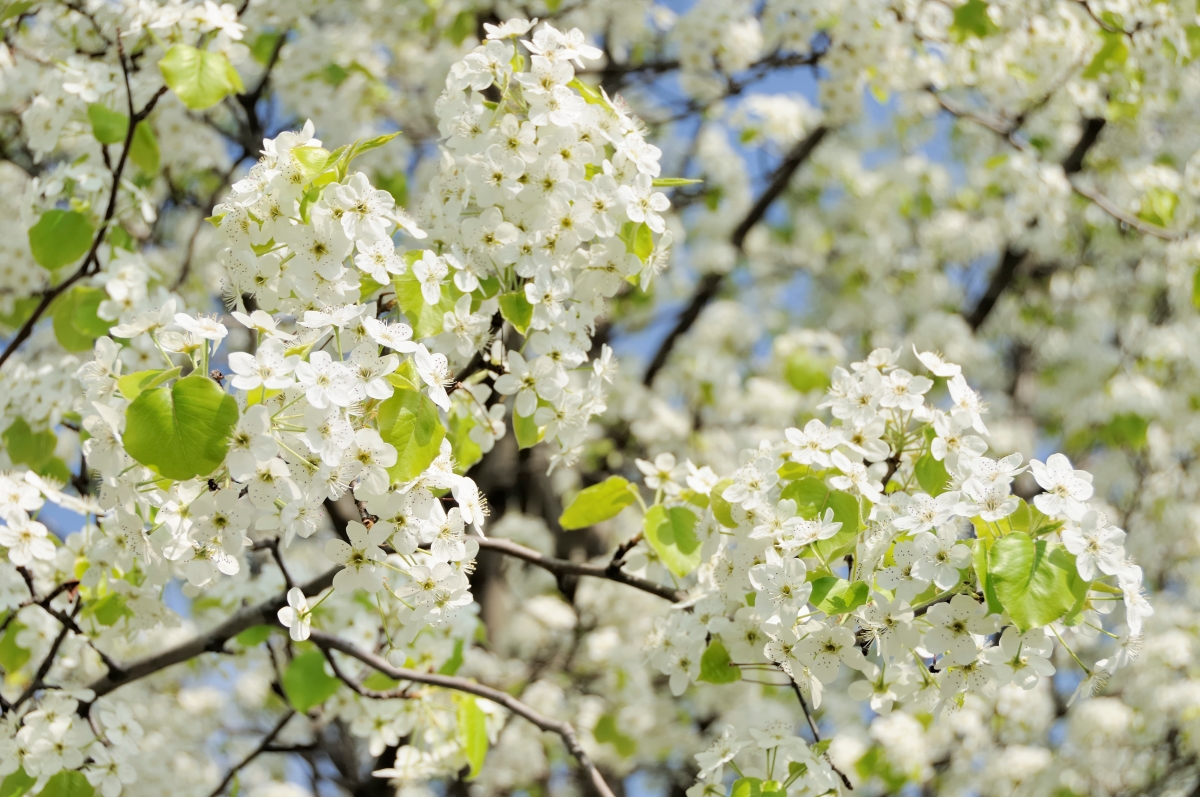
[158,45,244,110]
[2,418,56,470]
[643,505,702,577]
[0,767,36,797]
[914,453,950,496]
[651,177,704,187]
[87,103,128,144]
[779,477,861,560]
[282,650,341,713]
[498,291,534,335]
[454,693,489,779]
[513,409,543,450]
[807,577,870,616]
[35,771,92,797]
[130,121,160,174]
[448,413,483,474]
[698,638,741,684]
[378,387,445,483]
[988,534,1084,631]
[123,374,239,481]
[394,269,452,338]
[118,367,182,400]
[593,714,637,757]
[559,476,637,530]
[29,210,94,271]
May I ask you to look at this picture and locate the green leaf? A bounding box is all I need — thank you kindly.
[363,671,400,691]
[619,221,653,262]
[394,268,452,338]
[1138,187,1178,227]
[973,538,1003,614]
[643,505,701,578]
[118,367,182,400]
[454,693,488,779]
[593,714,637,757]
[914,453,950,497]
[235,624,274,646]
[698,638,741,684]
[70,287,112,338]
[292,145,334,176]
[779,477,861,561]
[730,778,763,797]
[950,0,998,40]
[82,593,133,627]
[513,409,543,450]
[1098,412,1149,451]
[567,77,605,105]
[1083,31,1128,79]
[988,534,1084,631]
[784,351,833,393]
[0,2,36,24]
[52,290,96,352]
[130,121,160,174]
[437,638,465,675]
[29,210,94,271]
[0,767,36,797]
[559,476,637,530]
[0,620,31,672]
[445,10,476,45]
[158,45,244,110]
[448,414,483,474]
[250,31,284,65]
[378,388,445,483]
[282,650,341,712]
[808,577,870,616]
[3,418,56,469]
[354,131,401,155]
[123,374,239,481]
[651,177,703,187]
[498,291,534,335]
[710,478,738,529]
[375,171,408,206]
[35,771,92,797]
[87,103,128,144]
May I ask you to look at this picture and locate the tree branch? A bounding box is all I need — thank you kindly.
[475,536,685,603]
[309,631,619,797]
[85,567,337,701]
[642,125,828,386]
[789,678,853,791]
[207,710,296,797]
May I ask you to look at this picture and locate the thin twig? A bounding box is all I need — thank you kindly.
[206,710,296,797]
[310,631,619,797]
[789,678,853,791]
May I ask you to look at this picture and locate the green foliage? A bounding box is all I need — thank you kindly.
[784,351,833,393]
[117,367,182,400]
[1138,187,1178,227]
[29,209,93,270]
[445,10,476,45]
[698,638,741,684]
[378,387,445,482]
[454,693,488,779]
[3,417,56,469]
[808,577,870,615]
[558,476,637,530]
[0,620,31,672]
[394,267,452,338]
[950,0,998,40]
[448,413,483,474]
[619,221,653,262]
[987,534,1087,631]
[282,650,341,712]
[158,45,244,110]
[779,477,861,561]
[709,479,738,529]
[87,103,128,144]
[973,539,1003,614]
[36,771,92,797]
[249,30,284,64]
[82,593,134,627]
[652,177,703,187]
[234,624,274,646]
[513,408,543,449]
[0,768,35,797]
[130,121,160,174]
[593,714,637,756]
[498,291,534,335]
[643,505,701,577]
[437,638,465,675]
[1083,31,1129,79]
[914,453,950,496]
[1099,412,1149,450]
[123,374,239,481]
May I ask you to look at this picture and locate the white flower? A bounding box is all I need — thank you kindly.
[1029,454,1093,517]
[1062,510,1126,580]
[277,587,313,641]
[617,173,670,233]
[173,313,228,341]
[0,513,56,565]
[295,351,355,408]
[636,453,684,495]
[325,520,391,593]
[413,344,453,411]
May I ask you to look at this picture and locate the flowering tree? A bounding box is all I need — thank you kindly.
[0,1,1196,796]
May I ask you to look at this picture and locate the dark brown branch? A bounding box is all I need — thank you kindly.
[207,710,296,797]
[789,678,853,791]
[642,125,828,386]
[309,631,619,797]
[963,117,1106,329]
[85,567,337,701]
[476,536,685,603]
